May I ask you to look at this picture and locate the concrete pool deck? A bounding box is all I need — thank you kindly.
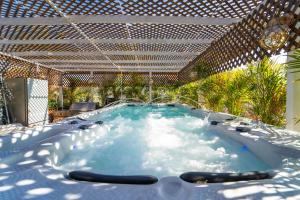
[0,104,300,200]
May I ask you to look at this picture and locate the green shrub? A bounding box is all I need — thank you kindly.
[48,99,58,109]
[58,57,287,126]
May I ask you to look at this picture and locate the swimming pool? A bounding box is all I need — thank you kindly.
[57,104,271,178]
[1,103,300,199]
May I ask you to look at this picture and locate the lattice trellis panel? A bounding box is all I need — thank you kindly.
[0,0,263,74]
[63,72,117,87]
[179,0,300,82]
[0,53,62,86]
[1,0,299,84]
[62,71,179,87]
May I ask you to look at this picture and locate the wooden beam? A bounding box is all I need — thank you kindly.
[11,51,201,56]
[0,38,213,45]
[61,68,179,73]
[0,15,242,26]
[31,59,190,64]
[48,65,183,69]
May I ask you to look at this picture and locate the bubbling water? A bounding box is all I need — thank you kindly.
[58,105,270,177]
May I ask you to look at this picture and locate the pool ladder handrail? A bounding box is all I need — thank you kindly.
[148,95,173,104]
[103,98,145,108]
[148,95,212,120]
[149,95,206,109]
[103,95,212,121]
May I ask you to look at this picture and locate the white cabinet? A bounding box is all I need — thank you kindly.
[6,78,48,126]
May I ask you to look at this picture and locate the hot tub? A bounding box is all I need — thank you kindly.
[57,104,273,178]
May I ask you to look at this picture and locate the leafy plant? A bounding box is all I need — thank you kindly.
[241,58,286,125]
[173,57,286,126]
[58,57,287,127]
[286,48,300,74]
[286,49,300,124]
[223,70,249,116]
[176,81,199,106]
[48,99,58,109]
[194,61,211,78]
[121,73,147,101]
[63,78,93,108]
[0,76,12,124]
[198,76,225,112]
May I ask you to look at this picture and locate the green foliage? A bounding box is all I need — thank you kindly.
[55,57,286,126]
[245,58,286,126]
[222,71,249,116]
[0,77,13,124]
[194,61,211,78]
[63,78,93,108]
[122,73,147,101]
[174,57,286,126]
[287,48,300,73]
[198,75,226,111]
[176,81,199,106]
[152,85,177,102]
[48,99,58,109]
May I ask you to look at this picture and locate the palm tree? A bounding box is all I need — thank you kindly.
[198,75,226,112]
[245,57,286,126]
[223,70,249,116]
[287,49,300,74]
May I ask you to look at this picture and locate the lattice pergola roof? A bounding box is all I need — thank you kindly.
[0,0,299,83]
[0,0,260,72]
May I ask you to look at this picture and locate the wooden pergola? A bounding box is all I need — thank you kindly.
[0,0,299,87]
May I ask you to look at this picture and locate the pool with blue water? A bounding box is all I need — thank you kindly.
[58,105,271,178]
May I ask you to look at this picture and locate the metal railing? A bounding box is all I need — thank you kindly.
[149,95,206,109]
[148,95,173,104]
[103,98,145,108]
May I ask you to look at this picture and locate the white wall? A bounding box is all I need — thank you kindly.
[265,52,300,132]
[27,78,49,125]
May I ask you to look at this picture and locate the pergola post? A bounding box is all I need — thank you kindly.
[120,71,124,100]
[286,53,300,132]
[149,71,153,102]
[58,73,64,110]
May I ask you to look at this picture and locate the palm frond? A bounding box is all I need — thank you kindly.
[287,49,300,72]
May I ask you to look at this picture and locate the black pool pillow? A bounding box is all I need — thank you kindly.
[167,104,175,107]
[240,121,250,126]
[70,120,79,125]
[210,121,221,125]
[180,171,275,183]
[95,120,104,125]
[67,171,158,185]
[127,104,136,107]
[236,126,251,132]
[225,117,236,121]
[78,124,93,130]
